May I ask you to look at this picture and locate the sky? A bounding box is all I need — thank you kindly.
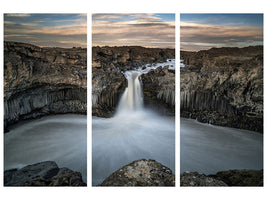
[180,14,263,51]
[92,13,175,48]
[4,14,87,48]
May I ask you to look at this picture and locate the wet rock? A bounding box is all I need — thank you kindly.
[100,159,175,186]
[4,161,86,186]
[180,46,263,132]
[180,172,227,186]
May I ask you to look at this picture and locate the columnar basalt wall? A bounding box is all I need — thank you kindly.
[180,46,263,133]
[141,67,175,115]
[4,42,87,128]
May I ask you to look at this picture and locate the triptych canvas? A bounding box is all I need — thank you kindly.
[2,13,263,188]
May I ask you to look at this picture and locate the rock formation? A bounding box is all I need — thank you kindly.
[4,42,87,129]
[100,159,175,186]
[142,66,175,115]
[180,46,263,132]
[180,172,227,186]
[92,46,175,117]
[4,161,86,186]
[214,169,263,186]
[181,169,263,186]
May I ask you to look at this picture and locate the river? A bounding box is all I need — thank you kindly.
[180,118,263,174]
[4,114,87,182]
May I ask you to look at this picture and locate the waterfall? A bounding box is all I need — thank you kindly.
[116,59,175,115]
[117,71,143,113]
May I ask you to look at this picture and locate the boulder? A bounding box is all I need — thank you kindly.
[214,169,263,186]
[4,161,86,186]
[100,159,175,186]
[180,172,227,186]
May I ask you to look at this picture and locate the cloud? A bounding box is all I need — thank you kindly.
[4,14,87,48]
[92,13,162,22]
[92,14,175,48]
[180,22,263,51]
[6,13,31,17]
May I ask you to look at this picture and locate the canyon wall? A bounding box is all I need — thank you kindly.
[180,46,263,132]
[92,46,175,117]
[4,41,87,128]
[141,66,175,115]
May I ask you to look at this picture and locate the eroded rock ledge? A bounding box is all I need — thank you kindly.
[4,41,87,129]
[100,159,175,186]
[4,161,86,186]
[180,46,263,133]
[92,46,175,117]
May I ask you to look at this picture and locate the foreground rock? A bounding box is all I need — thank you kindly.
[181,169,263,186]
[92,46,175,117]
[4,41,87,129]
[181,172,227,186]
[180,46,263,132]
[100,159,175,186]
[214,169,263,186]
[4,161,86,186]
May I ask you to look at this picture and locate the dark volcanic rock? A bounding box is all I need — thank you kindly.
[4,161,86,186]
[92,46,175,117]
[4,41,87,128]
[180,172,227,186]
[92,63,125,117]
[100,159,175,186]
[181,169,263,187]
[214,169,263,186]
[92,46,175,70]
[180,46,263,132]
[142,66,175,115]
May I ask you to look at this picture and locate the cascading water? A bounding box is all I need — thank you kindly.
[116,71,143,113]
[92,59,175,186]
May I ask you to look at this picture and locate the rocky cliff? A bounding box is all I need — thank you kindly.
[4,42,87,129]
[180,46,263,132]
[92,46,175,117]
[141,66,175,115]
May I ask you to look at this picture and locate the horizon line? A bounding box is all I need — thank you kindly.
[180,44,263,52]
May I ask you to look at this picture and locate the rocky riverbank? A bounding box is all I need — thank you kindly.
[180,46,263,133]
[99,159,175,186]
[181,169,263,186]
[92,46,175,117]
[4,41,87,129]
[4,161,86,186]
